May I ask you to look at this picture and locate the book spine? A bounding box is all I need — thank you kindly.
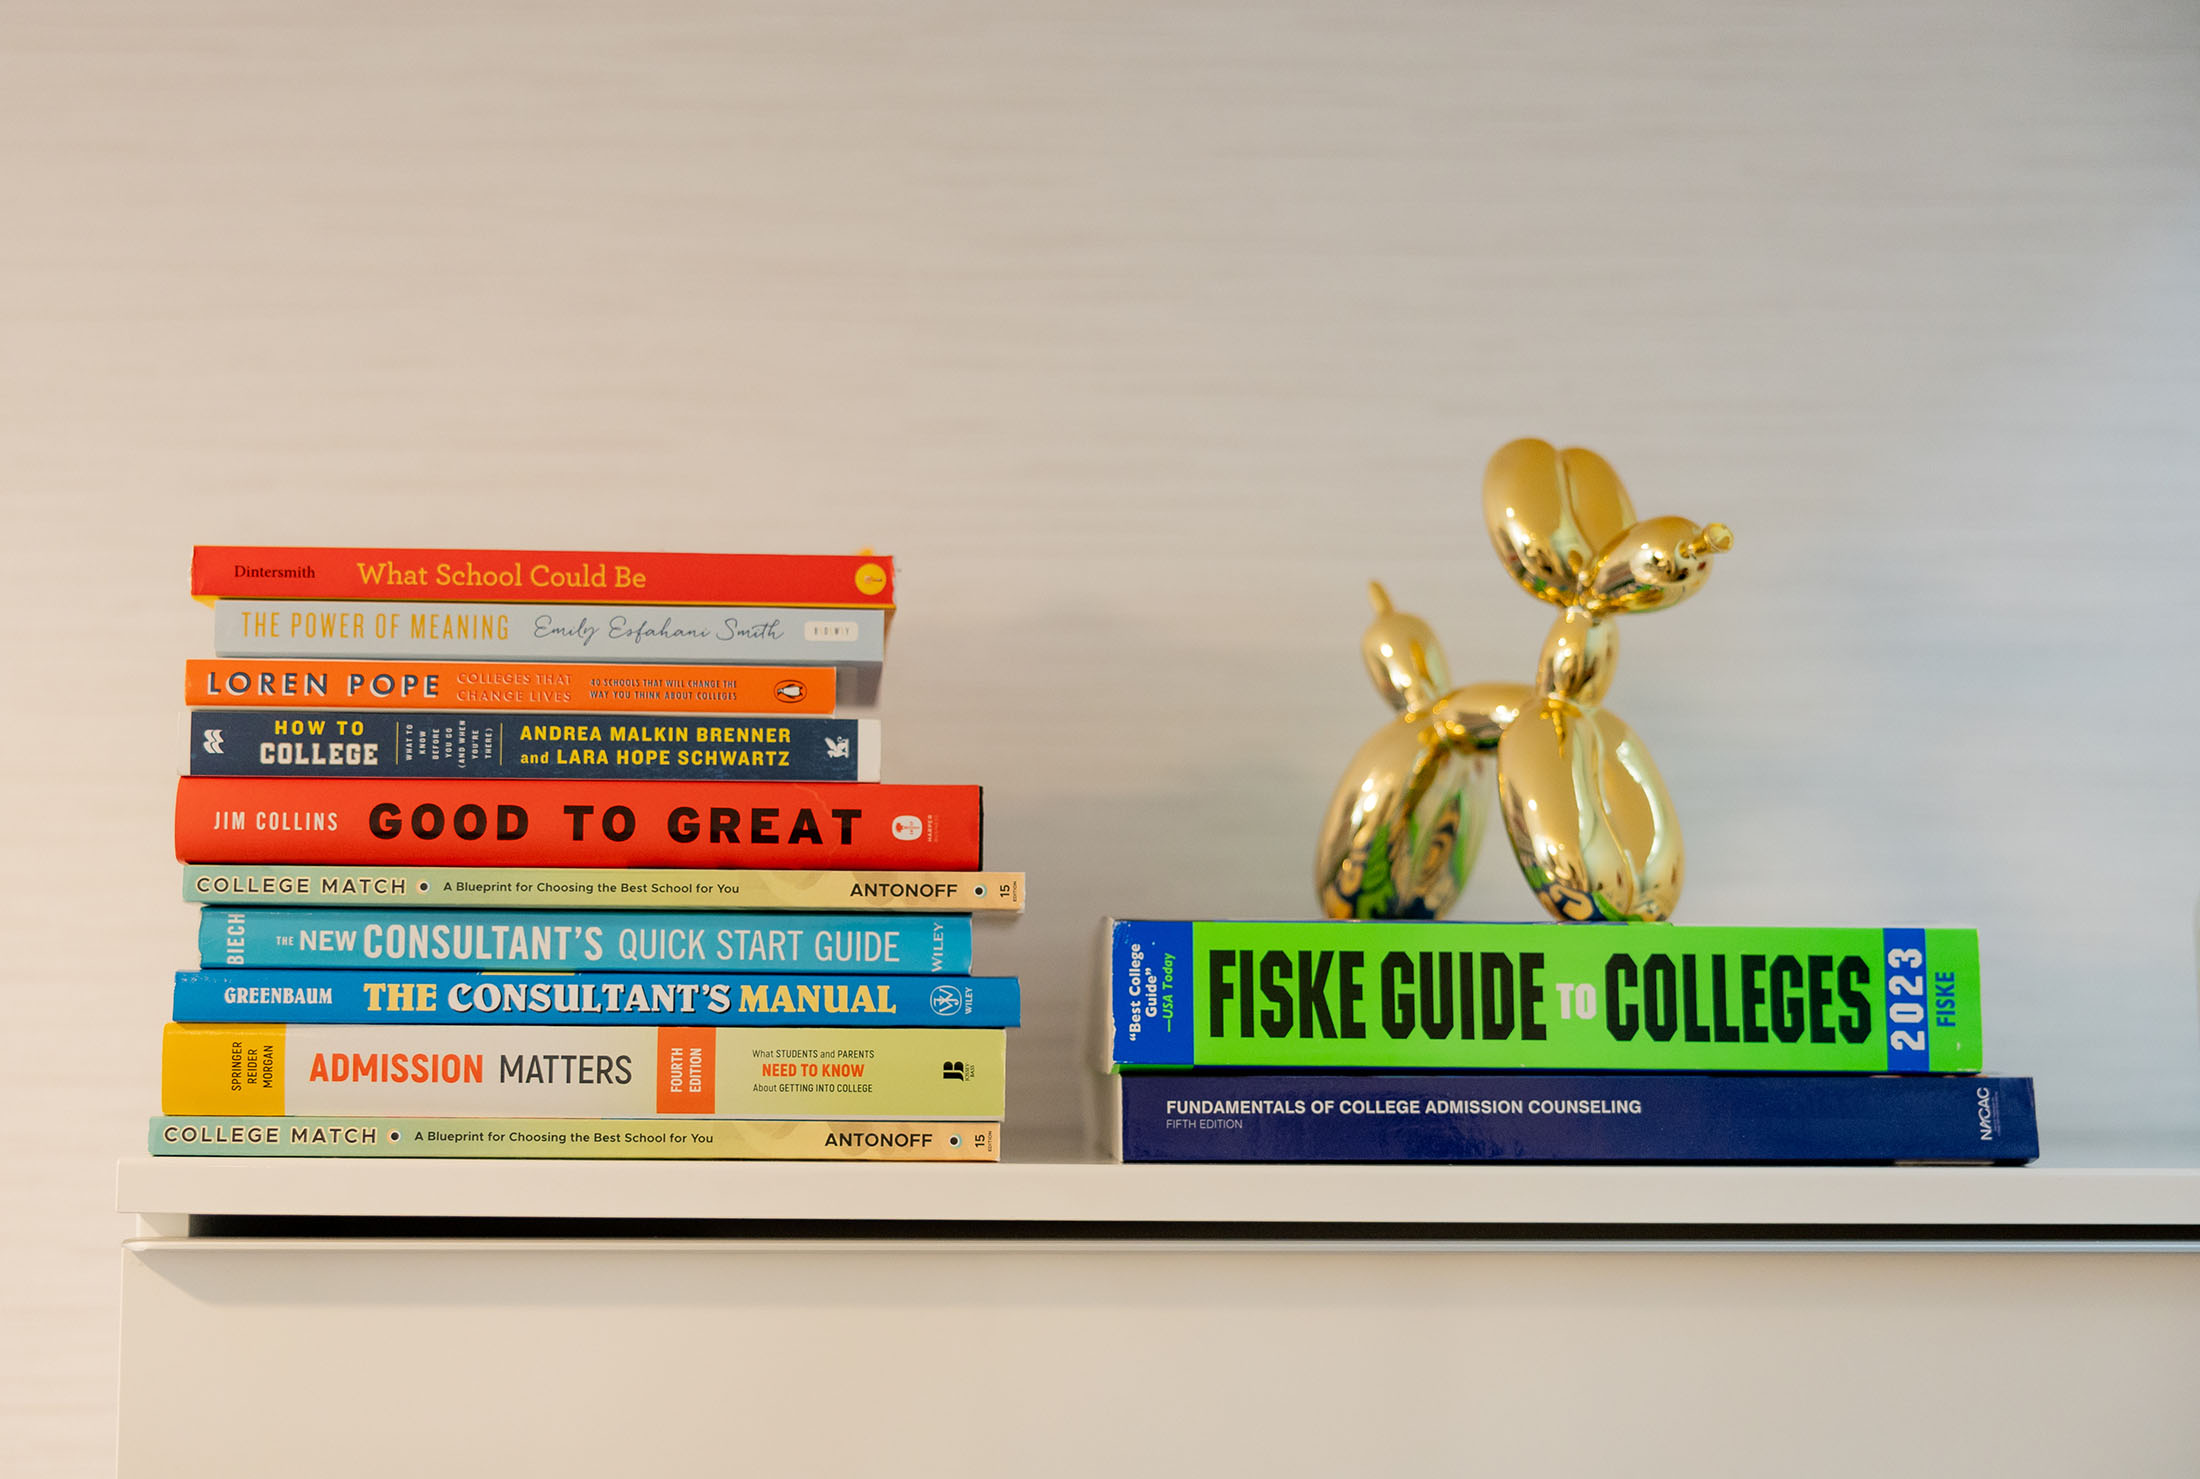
[187,712,880,782]
[175,970,1021,1028]
[192,548,896,609]
[1119,1073,2037,1163]
[186,660,837,714]
[152,1116,995,1160]
[182,865,1026,912]
[1107,919,1984,1073]
[161,1022,1006,1119]
[174,777,982,870]
[197,908,975,973]
[212,601,885,666]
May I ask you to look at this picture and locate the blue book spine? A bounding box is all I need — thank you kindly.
[176,969,1020,1027]
[197,909,972,974]
[1119,1073,2037,1163]
[187,712,877,781]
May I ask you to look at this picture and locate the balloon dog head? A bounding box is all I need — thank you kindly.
[1315,439,1731,923]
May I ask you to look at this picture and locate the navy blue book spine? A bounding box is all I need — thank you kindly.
[1119,1073,2037,1163]
[187,711,872,781]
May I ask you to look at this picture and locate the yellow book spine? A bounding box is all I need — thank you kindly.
[162,1023,287,1114]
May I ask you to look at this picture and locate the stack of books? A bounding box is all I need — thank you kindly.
[157,545,1023,1163]
[1103,919,2037,1163]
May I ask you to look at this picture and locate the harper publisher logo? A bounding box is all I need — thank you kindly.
[200,729,225,754]
[891,815,923,841]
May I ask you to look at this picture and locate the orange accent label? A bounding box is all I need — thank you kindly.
[656,1027,716,1114]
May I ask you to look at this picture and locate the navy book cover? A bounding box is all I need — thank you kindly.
[1119,1072,2037,1163]
[188,710,875,782]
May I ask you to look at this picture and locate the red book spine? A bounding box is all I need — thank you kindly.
[191,547,895,609]
[175,777,980,870]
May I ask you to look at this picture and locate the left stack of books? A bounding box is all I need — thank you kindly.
[157,545,1023,1163]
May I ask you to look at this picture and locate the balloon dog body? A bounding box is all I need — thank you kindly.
[1315,439,1731,924]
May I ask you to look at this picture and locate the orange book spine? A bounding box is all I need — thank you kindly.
[185,659,834,713]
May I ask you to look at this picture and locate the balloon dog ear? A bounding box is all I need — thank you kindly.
[1483,439,1638,606]
[1360,581,1451,712]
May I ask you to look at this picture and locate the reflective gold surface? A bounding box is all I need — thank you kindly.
[1317,438,1729,922]
[1360,581,1450,711]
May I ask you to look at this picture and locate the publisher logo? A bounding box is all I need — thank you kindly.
[200,728,225,755]
[854,562,887,596]
[941,1059,975,1082]
[773,679,808,704]
[929,984,964,1017]
[891,815,924,841]
[804,620,860,643]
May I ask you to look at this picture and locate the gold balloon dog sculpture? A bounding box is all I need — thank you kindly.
[1315,438,1732,923]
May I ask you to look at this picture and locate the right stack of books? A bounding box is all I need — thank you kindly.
[160,545,1023,1164]
[1104,920,2036,1163]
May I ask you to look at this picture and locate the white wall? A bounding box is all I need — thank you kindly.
[4,2,2198,1470]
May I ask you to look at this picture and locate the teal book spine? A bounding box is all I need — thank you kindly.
[196,908,972,973]
[175,968,1019,1027]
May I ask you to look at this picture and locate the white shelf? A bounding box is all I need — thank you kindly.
[117,1156,2200,1228]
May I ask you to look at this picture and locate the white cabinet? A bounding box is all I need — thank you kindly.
[117,1161,2200,1477]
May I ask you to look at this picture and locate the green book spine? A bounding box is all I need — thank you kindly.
[1107,919,1982,1073]
[152,1116,999,1160]
[181,864,1025,913]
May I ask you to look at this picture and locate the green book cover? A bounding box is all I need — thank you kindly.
[1107,920,1981,1073]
